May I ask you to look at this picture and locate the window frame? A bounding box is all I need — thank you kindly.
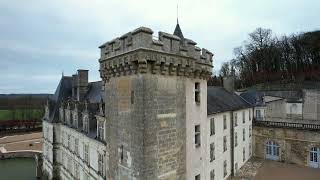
[235,132,238,147]
[210,118,215,136]
[223,115,227,130]
[210,142,215,162]
[243,128,246,141]
[223,136,227,152]
[195,125,201,147]
[195,82,201,104]
[234,113,238,127]
[242,111,245,124]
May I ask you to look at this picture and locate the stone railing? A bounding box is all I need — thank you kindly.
[253,120,320,130]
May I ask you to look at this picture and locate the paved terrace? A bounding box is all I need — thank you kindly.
[0,132,42,155]
[233,158,320,180]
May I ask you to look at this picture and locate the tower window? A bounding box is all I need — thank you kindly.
[120,145,124,162]
[195,82,200,104]
[131,90,134,104]
[195,125,201,147]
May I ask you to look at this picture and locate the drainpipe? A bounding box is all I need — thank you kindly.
[230,111,234,176]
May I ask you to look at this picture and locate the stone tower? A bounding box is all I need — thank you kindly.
[99,26,213,179]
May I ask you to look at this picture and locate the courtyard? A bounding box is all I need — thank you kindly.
[235,158,320,180]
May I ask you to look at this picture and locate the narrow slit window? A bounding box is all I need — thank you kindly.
[195,82,200,103]
[195,125,201,147]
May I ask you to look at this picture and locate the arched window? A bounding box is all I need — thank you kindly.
[309,147,320,168]
[290,104,298,114]
[265,141,280,161]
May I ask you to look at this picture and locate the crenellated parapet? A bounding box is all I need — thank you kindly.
[99,27,213,81]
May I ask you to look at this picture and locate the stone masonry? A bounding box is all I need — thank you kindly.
[99,27,213,179]
[253,126,320,166]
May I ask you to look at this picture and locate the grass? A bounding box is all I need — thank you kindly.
[0,110,12,120]
[0,109,44,121]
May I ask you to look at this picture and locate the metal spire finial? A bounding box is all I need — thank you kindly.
[177,4,179,24]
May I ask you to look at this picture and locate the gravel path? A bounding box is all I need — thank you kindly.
[0,132,42,152]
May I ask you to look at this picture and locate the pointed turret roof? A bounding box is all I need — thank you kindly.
[173,22,184,40]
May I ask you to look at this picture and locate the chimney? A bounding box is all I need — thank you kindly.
[223,76,235,92]
[72,74,77,99]
[77,69,89,101]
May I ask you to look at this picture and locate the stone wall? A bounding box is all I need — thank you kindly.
[101,27,213,180]
[303,89,320,121]
[265,99,286,119]
[253,126,320,167]
[105,74,186,180]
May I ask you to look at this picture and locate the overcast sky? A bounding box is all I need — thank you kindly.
[0,0,319,94]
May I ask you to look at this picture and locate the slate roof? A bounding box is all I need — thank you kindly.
[51,76,72,102]
[84,81,104,103]
[239,89,265,106]
[48,76,72,122]
[48,77,104,122]
[173,23,184,40]
[207,86,252,115]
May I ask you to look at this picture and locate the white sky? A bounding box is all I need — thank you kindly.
[0,0,319,93]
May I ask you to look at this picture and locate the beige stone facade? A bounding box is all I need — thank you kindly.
[253,126,320,167]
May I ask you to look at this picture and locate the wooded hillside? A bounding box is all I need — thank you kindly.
[220,28,320,88]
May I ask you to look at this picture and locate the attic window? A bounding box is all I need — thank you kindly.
[195,82,200,104]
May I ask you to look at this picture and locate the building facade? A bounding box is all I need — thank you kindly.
[241,89,320,168]
[43,25,253,180]
[43,71,107,180]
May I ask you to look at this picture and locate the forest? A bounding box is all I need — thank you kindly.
[0,94,50,121]
[215,28,320,88]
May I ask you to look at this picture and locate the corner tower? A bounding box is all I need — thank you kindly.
[99,26,213,179]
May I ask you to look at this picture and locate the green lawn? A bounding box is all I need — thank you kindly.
[0,109,44,121]
[0,110,12,120]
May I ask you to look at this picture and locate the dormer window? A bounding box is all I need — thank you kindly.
[65,110,71,125]
[195,82,200,104]
[73,111,78,128]
[83,114,89,134]
[97,120,105,141]
[98,152,105,177]
[59,108,64,123]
